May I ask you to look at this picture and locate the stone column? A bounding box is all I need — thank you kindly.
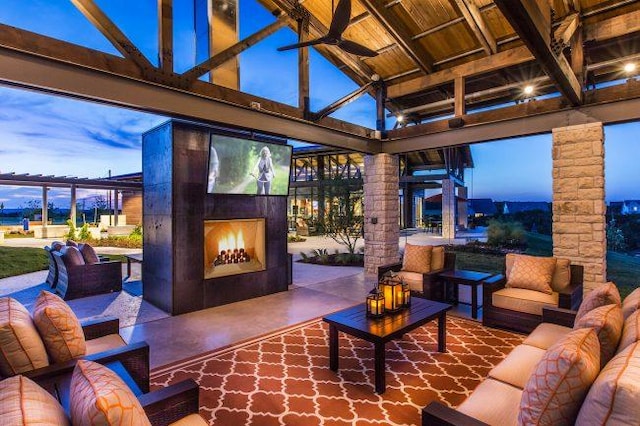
[442,179,456,239]
[70,184,77,226]
[552,122,606,294]
[113,190,119,227]
[457,186,468,230]
[364,154,399,274]
[41,186,48,227]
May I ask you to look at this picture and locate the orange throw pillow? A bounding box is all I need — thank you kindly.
[575,282,621,323]
[0,375,69,425]
[506,254,556,294]
[573,304,623,367]
[402,243,432,274]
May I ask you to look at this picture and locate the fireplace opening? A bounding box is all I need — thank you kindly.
[204,218,266,279]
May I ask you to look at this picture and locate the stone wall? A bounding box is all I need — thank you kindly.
[457,186,468,230]
[364,154,400,274]
[552,122,606,293]
[442,179,456,239]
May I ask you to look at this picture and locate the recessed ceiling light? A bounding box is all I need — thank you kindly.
[523,85,535,96]
[397,115,404,123]
[624,63,637,74]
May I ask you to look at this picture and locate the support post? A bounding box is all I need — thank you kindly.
[42,186,48,227]
[70,184,77,226]
[441,179,456,239]
[454,76,465,117]
[113,189,119,227]
[298,27,310,115]
[457,186,468,230]
[376,80,387,137]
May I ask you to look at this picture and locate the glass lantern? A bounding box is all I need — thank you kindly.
[402,279,411,307]
[379,276,405,313]
[366,289,385,318]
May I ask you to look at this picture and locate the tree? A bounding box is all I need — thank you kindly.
[92,195,107,212]
[607,219,626,252]
[22,199,41,220]
[0,202,3,225]
[321,177,363,254]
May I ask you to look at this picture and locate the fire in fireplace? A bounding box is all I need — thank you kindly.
[204,218,266,279]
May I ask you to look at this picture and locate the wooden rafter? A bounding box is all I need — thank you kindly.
[299,25,310,113]
[585,8,640,42]
[182,14,288,85]
[359,0,434,74]
[71,0,154,73]
[158,0,173,74]
[494,0,582,106]
[554,13,579,48]
[453,0,497,55]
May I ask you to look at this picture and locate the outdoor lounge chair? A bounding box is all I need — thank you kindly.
[43,241,65,288]
[482,253,583,334]
[377,244,455,301]
[53,245,122,300]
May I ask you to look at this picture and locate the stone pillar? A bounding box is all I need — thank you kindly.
[70,184,77,225]
[442,179,456,239]
[113,190,119,227]
[41,186,48,227]
[364,154,399,274]
[552,122,606,294]
[457,186,468,230]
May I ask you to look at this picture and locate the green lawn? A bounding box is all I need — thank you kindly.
[0,247,49,279]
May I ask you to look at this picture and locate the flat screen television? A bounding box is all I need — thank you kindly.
[207,133,293,196]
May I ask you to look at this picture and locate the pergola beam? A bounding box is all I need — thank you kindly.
[158,0,173,73]
[585,8,640,42]
[313,82,376,121]
[494,0,582,105]
[453,0,497,55]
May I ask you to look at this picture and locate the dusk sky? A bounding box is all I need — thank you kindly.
[0,0,639,208]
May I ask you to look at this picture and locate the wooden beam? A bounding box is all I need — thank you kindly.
[158,0,173,74]
[359,0,435,74]
[182,14,287,84]
[494,0,582,105]
[387,45,533,98]
[299,25,310,113]
[70,0,154,73]
[313,82,375,121]
[454,76,465,116]
[554,13,579,46]
[453,0,497,55]
[585,8,640,42]
[571,23,584,90]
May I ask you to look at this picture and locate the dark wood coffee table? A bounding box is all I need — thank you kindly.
[438,270,493,320]
[323,298,451,394]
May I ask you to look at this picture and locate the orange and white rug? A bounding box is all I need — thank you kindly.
[151,316,523,426]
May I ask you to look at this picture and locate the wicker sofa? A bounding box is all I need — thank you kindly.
[483,254,584,334]
[423,285,639,425]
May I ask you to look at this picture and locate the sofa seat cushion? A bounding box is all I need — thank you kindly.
[489,344,546,389]
[169,414,209,426]
[70,360,151,426]
[492,288,559,316]
[395,271,423,293]
[457,378,521,426]
[576,341,640,425]
[575,282,621,323]
[573,304,623,368]
[519,328,601,425]
[619,310,640,354]
[0,297,49,376]
[402,243,432,274]
[523,323,571,350]
[33,291,86,363]
[0,375,69,425]
[85,334,126,355]
[506,254,556,294]
[622,287,640,320]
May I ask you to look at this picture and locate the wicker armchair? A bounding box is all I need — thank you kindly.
[44,241,65,288]
[53,249,122,300]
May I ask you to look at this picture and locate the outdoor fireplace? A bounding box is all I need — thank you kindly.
[204,218,266,279]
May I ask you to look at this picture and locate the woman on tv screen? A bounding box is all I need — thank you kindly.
[251,146,276,195]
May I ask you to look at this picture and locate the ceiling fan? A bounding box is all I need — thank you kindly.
[277,0,379,57]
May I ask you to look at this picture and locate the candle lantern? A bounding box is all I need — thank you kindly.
[379,274,404,313]
[402,280,411,307]
[366,288,385,318]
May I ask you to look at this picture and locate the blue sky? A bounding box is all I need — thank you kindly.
[0,0,639,208]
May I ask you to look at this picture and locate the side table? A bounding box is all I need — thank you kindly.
[437,270,493,319]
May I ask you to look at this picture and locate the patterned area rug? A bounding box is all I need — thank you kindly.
[151,317,524,426]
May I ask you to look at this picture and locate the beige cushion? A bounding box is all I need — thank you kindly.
[576,341,640,426]
[506,254,556,294]
[457,378,521,426]
[78,243,100,264]
[0,297,49,376]
[489,344,546,389]
[619,310,640,354]
[402,243,432,274]
[523,323,571,350]
[519,328,601,425]
[395,271,423,293]
[0,375,69,425]
[575,282,621,323]
[506,254,570,292]
[33,291,86,363]
[492,287,559,316]
[622,287,640,320]
[85,334,127,355]
[574,304,623,368]
[70,360,151,426]
[430,246,445,271]
[61,245,85,266]
[169,414,209,426]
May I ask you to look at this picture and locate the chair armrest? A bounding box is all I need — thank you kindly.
[558,281,583,311]
[81,316,120,340]
[482,274,505,307]
[422,402,489,426]
[377,262,403,280]
[542,307,577,327]
[140,379,200,426]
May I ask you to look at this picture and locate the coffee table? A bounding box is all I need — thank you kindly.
[323,298,451,394]
[438,270,493,320]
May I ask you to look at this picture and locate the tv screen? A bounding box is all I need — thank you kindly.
[207,133,292,196]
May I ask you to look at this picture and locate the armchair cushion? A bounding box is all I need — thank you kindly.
[619,310,640,354]
[505,254,571,293]
[0,297,49,376]
[506,254,556,294]
[575,341,640,426]
[492,288,559,316]
[402,243,432,274]
[573,304,623,368]
[78,243,100,265]
[86,334,127,355]
[70,360,151,426]
[622,287,640,320]
[519,328,601,425]
[33,291,86,363]
[395,271,423,293]
[575,282,621,323]
[60,246,85,266]
[169,414,209,426]
[457,378,521,426]
[488,344,546,389]
[66,239,79,248]
[0,375,69,425]
[431,246,445,271]
[523,323,571,350]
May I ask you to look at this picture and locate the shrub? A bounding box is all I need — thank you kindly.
[288,234,306,243]
[64,219,77,240]
[78,223,92,241]
[487,220,527,248]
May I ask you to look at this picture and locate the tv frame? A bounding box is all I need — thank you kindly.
[206,128,292,197]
